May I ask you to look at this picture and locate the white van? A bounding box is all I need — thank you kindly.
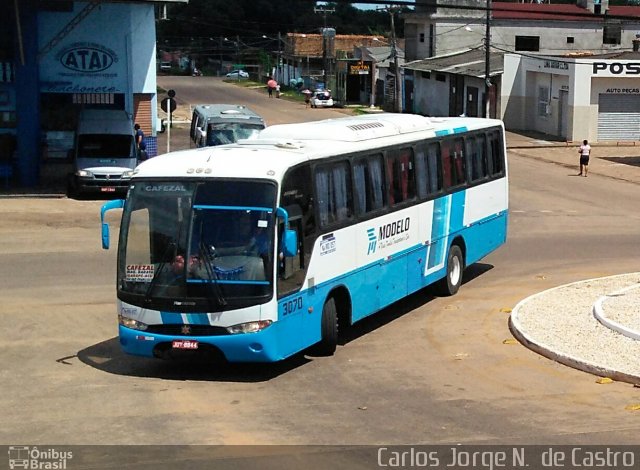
[189,104,265,148]
[67,109,137,198]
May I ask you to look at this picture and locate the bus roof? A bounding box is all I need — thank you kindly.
[134,114,504,181]
[192,104,264,123]
[255,113,503,143]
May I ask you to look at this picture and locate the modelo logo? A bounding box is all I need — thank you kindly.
[58,43,118,73]
[593,62,640,75]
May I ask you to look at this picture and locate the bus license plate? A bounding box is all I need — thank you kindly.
[101,187,116,193]
[172,340,198,350]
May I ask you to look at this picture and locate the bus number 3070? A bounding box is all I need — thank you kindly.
[282,297,303,316]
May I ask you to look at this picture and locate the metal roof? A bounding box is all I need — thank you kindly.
[403,48,504,79]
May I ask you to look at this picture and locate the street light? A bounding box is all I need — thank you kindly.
[262,33,284,83]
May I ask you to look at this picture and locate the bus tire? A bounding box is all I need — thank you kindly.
[434,244,464,297]
[315,297,338,356]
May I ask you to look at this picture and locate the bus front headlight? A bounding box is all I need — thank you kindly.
[118,314,148,331]
[76,170,93,178]
[226,320,272,334]
[121,170,134,179]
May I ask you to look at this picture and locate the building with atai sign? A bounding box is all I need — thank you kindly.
[0,0,187,189]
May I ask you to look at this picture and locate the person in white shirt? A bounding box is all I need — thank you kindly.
[578,139,591,177]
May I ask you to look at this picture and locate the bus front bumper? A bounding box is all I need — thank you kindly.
[118,324,284,363]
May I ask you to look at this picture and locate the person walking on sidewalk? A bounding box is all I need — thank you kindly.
[267,78,277,98]
[578,139,591,177]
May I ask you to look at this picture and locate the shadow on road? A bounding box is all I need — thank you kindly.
[601,155,640,167]
[338,262,494,345]
[76,262,493,381]
[76,337,311,382]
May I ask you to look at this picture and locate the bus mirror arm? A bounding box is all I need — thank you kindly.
[276,207,298,258]
[100,199,125,250]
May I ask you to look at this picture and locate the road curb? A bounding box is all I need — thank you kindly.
[593,283,640,341]
[509,274,640,385]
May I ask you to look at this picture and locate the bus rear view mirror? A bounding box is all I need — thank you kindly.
[282,229,297,258]
[100,199,125,249]
[276,206,298,257]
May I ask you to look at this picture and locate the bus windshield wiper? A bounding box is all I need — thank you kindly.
[144,241,176,303]
[199,240,227,307]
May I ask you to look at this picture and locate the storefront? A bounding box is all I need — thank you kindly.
[1,0,171,188]
[502,51,640,142]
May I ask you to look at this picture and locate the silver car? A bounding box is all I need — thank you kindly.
[226,70,249,79]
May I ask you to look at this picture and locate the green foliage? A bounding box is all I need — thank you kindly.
[157,0,397,49]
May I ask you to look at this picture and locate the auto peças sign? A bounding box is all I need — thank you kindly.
[56,42,118,74]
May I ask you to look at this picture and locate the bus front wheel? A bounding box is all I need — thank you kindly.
[434,245,464,296]
[314,297,338,356]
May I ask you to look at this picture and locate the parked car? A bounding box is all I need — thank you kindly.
[226,70,249,79]
[159,61,171,71]
[311,90,334,108]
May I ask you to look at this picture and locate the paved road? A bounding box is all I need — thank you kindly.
[2,77,640,466]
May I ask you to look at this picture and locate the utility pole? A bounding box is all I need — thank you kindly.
[236,35,241,81]
[484,0,492,118]
[388,7,402,113]
[219,36,223,76]
[277,31,282,83]
[314,5,335,89]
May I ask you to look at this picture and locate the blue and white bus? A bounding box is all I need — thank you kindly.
[100,113,508,362]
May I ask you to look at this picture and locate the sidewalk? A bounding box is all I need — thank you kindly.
[505,130,640,185]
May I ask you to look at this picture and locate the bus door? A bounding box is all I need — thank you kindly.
[277,164,316,350]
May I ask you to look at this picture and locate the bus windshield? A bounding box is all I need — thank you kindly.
[117,180,277,312]
[206,123,264,146]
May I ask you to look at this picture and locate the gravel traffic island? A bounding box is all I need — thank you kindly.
[595,283,640,340]
[509,273,640,384]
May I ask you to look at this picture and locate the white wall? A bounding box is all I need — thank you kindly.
[406,16,640,60]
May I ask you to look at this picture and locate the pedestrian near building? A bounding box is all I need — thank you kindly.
[301,89,312,108]
[578,139,591,177]
[267,78,277,98]
[134,123,147,161]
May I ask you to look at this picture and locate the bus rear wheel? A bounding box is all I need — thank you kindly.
[314,297,338,356]
[434,244,464,296]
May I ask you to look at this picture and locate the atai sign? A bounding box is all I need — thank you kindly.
[56,42,118,73]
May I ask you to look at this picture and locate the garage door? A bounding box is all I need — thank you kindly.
[598,94,640,141]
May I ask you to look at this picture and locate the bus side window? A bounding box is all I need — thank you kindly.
[466,134,489,182]
[427,142,443,194]
[353,154,385,215]
[315,161,353,227]
[416,142,444,197]
[386,147,416,205]
[452,137,466,186]
[441,140,453,188]
[488,130,504,176]
[414,145,429,200]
